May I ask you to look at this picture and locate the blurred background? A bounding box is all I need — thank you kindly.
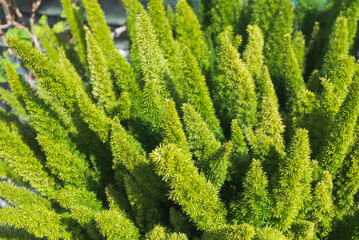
[0,0,191,26]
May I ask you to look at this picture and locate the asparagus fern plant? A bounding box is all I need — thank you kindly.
[1,0,359,239]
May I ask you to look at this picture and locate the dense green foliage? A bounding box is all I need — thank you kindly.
[1,0,359,239]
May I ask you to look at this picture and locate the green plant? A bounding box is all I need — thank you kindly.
[1,0,359,239]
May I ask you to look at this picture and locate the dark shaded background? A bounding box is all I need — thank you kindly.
[12,0,199,26]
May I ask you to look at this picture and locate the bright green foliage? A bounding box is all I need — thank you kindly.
[289,87,316,138]
[290,220,315,240]
[132,11,168,133]
[7,64,95,188]
[6,28,31,42]
[341,0,359,49]
[307,69,321,93]
[33,48,78,138]
[2,0,359,238]
[110,51,142,113]
[0,159,21,183]
[230,119,250,162]
[215,26,257,129]
[151,144,227,231]
[215,0,242,28]
[330,56,356,105]
[148,0,176,58]
[335,146,359,217]
[166,5,175,31]
[0,205,72,240]
[6,36,77,111]
[321,16,349,76]
[0,87,26,118]
[57,47,86,94]
[281,34,306,108]
[168,233,188,240]
[111,63,141,119]
[0,108,39,158]
[229,119,250,183]
[0,120,56,197]
[262,0,294,82]
[74,86,113,143]
[86,31,118,115]
[55,185,102,227]
[104,184,129,214]
[248,66,285,161]
[145,225,167,239]
[310,55,357,141]
[202,223,255,240]
[308,77,337,152]
[254,226,287,240]
[60,0,87,70]
[245,0,270,34]
[41,36,59,62]
[183,104,231,188]
[178,47,223,139]
[0,183,72,239]
[176,0,210,71]
[273,128,312,231]
[95,209,140,240]
[206,0,242,40]
[52,21,66,34]
[145,225,188,240]
[6,36,112,143]
[121,0,144,39]
[38,16,61,48]
[243,25,264,78]
[306,57,356,149]
[123,174,163,232]
[318,79,359,177]
[0,52,19,83]
[162,99,189,152]
[82,0,115,58]
[233,159,270,227]
[111,118,161,199]
[0,182,50,208]
[310,171,335,238]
